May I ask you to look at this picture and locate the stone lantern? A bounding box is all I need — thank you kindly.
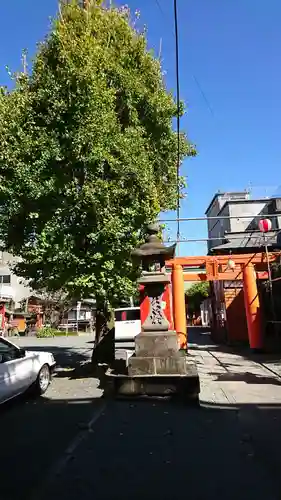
[105,223,200,400]
[131,223,175,335]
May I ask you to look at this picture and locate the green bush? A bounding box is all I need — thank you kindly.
[53,330,78,336]
[36,327,58,338]
[36,327,79,338]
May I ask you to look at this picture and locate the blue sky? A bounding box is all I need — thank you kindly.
[1,0,281,255]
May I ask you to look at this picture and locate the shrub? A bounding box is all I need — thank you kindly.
[36,327,79,337]
[36,327,59,338]
[53,330,78,336]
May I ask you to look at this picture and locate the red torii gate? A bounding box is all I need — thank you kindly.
[166,252,281,351]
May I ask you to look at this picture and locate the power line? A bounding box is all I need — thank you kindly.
[160,215,281,221]
[154,0,214,118]
[164,234,281,243]
[156,0,214,250]
[173,0,181,248]
[192,75,214,117]
[155,0,165,16]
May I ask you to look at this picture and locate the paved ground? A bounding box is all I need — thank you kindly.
[3,330,281,500]
[1,335,103,500]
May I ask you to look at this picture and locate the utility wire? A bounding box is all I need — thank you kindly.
[155,0,214,119]
[155,0,214,251]
[155,0,181,245]
[173,0,181,248]
[155,0,165,16]
[192,75,214,117]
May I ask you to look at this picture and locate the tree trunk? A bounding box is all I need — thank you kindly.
[92,303,114,365]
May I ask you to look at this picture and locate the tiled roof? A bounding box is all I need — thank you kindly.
[211,231,281,252]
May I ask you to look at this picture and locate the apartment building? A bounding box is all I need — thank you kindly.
[205,191,281,254]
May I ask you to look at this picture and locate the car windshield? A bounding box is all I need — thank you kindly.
[0,338,17,354]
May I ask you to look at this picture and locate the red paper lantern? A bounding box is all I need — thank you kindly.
[258,218,272,233]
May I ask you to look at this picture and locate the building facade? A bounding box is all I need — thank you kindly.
[0,252,32,308]
[204,191,281,346]
[205,191,281,254]
[0,252,96,334]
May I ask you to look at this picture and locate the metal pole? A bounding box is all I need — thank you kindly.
[164,234,279,243]
[173,0,181,254]
[161,215,280,222]
[264,233,276,331]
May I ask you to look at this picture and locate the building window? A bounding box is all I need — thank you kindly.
[68,310,76,321]
[77,310,86,321]
[0,275,11,284]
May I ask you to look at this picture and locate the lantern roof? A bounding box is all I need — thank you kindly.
[131,223,176,260]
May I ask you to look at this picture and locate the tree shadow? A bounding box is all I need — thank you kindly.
[209,371,281,385]
[22,327,281,392]
[3,329,281,499]
[3,396,281,500]
[17,344,92,370]
[188,327,281,387]
[19,338,124,383]
[189,326,281,367]
[0,394,105,500]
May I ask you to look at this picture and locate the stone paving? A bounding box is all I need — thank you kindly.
[188,330,281,405]
[35,329,281,500]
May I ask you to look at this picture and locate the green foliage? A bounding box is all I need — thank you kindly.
[36,326,78,337]
[185,282,210,314]
[36,327,58,338]
[53,330,78,336]
[0,1,195,306]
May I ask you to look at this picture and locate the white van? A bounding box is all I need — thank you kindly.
[114,307,141,340]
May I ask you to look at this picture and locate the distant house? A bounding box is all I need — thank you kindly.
[0,252,32,308]
[60,299,96,333]
[0,252,96,334]
[26,295,96,333]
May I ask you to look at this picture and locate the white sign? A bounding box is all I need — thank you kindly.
[76,301,81,320]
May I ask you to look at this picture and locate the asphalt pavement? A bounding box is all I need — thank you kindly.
[39,400,281,500]
[3,331,281,500]
[1,335,103,500]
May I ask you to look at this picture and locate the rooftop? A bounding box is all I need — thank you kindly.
[210,231,281,253]
[205,191,250,215]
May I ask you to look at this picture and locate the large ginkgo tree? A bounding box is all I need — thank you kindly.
[0,0,195,309]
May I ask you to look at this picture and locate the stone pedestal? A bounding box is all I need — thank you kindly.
[129,331,187,375]
[105,224,200,401]
[105,359,199,400]
[134,331,179,357]
[106,330,199,400]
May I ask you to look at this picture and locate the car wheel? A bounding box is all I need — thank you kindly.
[36,364,51,395]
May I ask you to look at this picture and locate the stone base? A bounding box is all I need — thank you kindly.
[128,352,189,376]
[104,357,200,402]
[135,331,179,357]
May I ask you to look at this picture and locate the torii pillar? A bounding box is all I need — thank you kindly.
[243,263,263,351]
[172,264,187,350]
